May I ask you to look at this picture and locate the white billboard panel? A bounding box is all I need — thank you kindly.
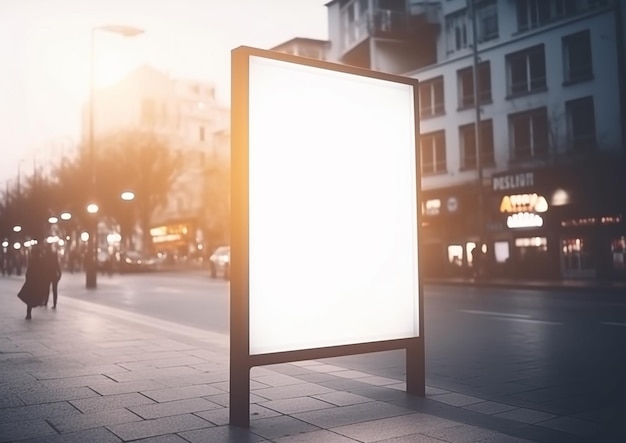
[247,54,419,355]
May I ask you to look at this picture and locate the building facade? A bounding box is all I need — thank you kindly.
[279,0,626,280]
[82,65,230,258]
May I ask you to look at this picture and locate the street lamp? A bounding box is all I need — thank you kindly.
[86,24,144,289]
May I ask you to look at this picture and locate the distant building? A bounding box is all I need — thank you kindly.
[81,65,230,258]
[270,37,330,60]
[276,0,626,280]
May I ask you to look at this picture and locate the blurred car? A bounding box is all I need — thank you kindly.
[118,251,158,273]
[209,246,230,280]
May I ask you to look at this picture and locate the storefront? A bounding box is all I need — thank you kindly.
[419,185,481,278]
[487,162,626,280]
[149,219,203,260]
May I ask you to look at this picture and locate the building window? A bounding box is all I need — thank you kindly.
[446,9,468,54]
[563,30,593,84]
[459,119,495,170]
[509,108,549,160]
[516,0,550,31]
[419,76,444,118]
[476,0,499,43]
[566,96,596,152]
[506,45,546,97]
[199,125,206,142]
[421,130,447,175]
[457,61,491,109]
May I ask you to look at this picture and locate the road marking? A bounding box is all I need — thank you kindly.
[601,321,626,327]
[460,310,530,319]
[494,317,561,326]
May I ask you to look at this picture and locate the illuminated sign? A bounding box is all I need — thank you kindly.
[492,171,534,191]
[500,193,548,214]
[507,213,543,228]
[500,193,547,229]
[423,199,441,215]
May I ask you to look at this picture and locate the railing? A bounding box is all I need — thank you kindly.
[342,7,439,52]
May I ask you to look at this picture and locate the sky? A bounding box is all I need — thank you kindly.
[0,0,329,187]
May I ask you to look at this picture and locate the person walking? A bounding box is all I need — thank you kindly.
[44,245,62,309]
[17,244,49,320]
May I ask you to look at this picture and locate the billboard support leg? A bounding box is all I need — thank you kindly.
[229,363,250,428]
[406,337,425,396]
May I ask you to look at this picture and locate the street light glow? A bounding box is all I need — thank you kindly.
[48,216,59,224]
[121,191,135,201]
[87,203,99,214]
[13,225,21,232]
[60,212,72,220]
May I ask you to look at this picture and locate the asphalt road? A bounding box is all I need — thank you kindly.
[25,271,626,436]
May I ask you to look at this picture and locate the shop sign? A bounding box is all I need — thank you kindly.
[499,193,548,213]
[500,193,548,229]
[423,199,441,215]
[492,171,534,192]
[150,224,190,244]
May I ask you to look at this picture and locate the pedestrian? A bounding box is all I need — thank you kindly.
[17,244,49,320]
[44,245,62,309]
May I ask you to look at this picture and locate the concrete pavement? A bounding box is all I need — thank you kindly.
[0,273,621,442]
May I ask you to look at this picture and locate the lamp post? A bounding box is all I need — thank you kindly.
[85,24,144,289]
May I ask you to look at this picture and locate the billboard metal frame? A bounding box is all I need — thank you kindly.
[229,45,424,428]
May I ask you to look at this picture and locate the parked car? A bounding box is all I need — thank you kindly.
[209,246,230,280]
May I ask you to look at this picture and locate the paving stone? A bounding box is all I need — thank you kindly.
[429,392,484,407]
[261,396,336,415]
[253,373,306,387]
[16,426,122,443]
[249,415,321,440]
[331,370,375,379]
[105,366,201,382]
[38,374,116,390]
[16,386,100,404]
[374,435,456,443]
[294,401,412,429]
[423,423,528,443]
[203,392,269,407]
[331,412,458,442]
[0,401,80,423]
[193,407,230,425]
[253,383,335,401]
[274,429,357,443]
[292,373,343,384]
[131,434,191,442]
[0,419,57,442]
[312,391,373,407]
[29,365,128,380]
[0,393,24,408]
[153,370,230,387]
[538,416,607,439]
[129,397,222,419]
[179,425,266,443]
[142,384,225,402]
[106,413,211,441]
[89,380,165,396]
[70,392,156,413]
[463,401,519,415]
[358,376,402,386]
[494,407,558,424]
[48,408,142,433]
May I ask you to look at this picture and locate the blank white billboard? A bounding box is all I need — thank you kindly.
[247,54,419,355]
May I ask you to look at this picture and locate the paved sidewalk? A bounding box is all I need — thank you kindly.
[0,274,615,442]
